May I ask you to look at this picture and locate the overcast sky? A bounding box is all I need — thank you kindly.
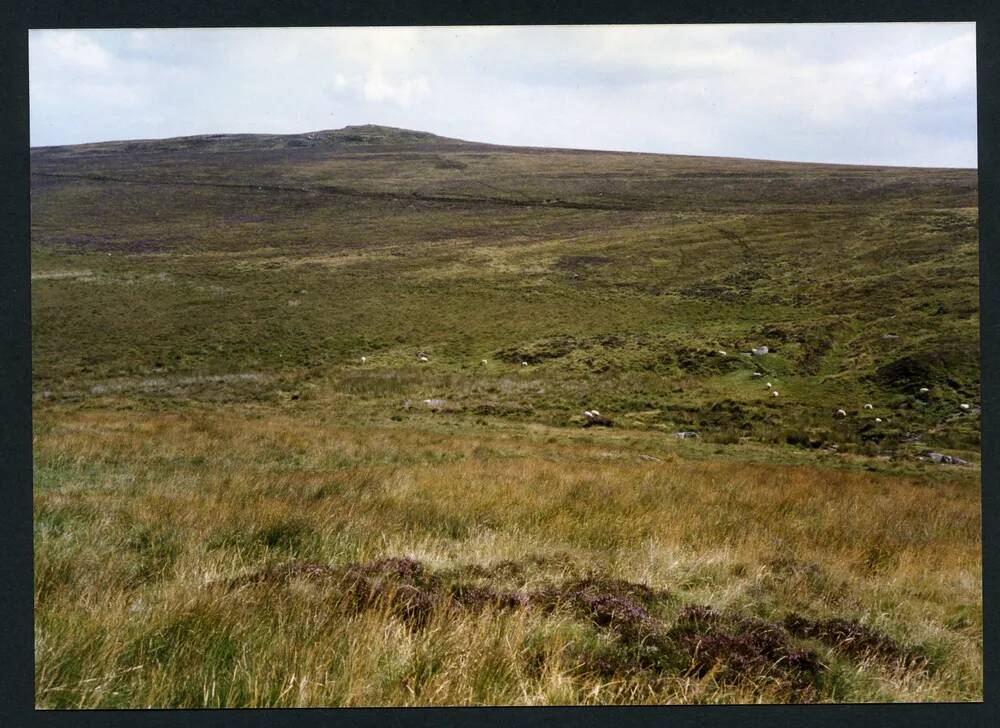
[29,24,977,167]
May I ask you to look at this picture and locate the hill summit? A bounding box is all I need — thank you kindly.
[32,124,473,156]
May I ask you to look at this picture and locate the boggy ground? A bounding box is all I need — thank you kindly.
[31,126,980,706]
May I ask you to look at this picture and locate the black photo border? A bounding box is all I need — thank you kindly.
[2,1,996,726]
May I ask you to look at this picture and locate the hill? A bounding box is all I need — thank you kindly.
[31,124,980,457]
[31,124,479,157]
[30,126,981,707]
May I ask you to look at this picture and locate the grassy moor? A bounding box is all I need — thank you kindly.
[31,125,981,706]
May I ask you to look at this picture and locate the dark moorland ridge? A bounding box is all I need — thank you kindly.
[33,124,479,156]
[33,122,978,168]
[30,125,982,707]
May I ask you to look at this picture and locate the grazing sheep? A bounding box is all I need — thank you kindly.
[960,403,971,411]
[751,372,763,378]
[766,382,773,389]
[360,356,367,364]
[772,391,779,397]
[418,355,429,362]
[521,361,529,367]
[863,403,873,410]
[836,409,847,417]
[481,359,488,365]
[918,387,930,394]
[717,350,727,356]
[875,417,883,423]
[583,411,594,418]
[591,410,601,416]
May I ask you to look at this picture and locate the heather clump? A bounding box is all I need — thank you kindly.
[783,614,928,668]
[350,556,426,581]
[449,583,529,611]
[668,611,821,697]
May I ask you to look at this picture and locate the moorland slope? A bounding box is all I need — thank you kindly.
[31,126,981,706]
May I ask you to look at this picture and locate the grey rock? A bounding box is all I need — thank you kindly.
[925,451,969,466]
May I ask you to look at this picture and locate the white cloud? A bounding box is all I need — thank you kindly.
[28,24,977,166]
[34,30,113,72]
[328,65,430,107]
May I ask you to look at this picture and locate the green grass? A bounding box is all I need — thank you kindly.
[31,126,980,706]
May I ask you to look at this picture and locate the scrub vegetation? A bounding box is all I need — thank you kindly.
[32,125,980,706]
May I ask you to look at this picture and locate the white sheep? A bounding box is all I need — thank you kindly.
[836,409,847,417]
[772,391,779,397]
[766,382,773,389]
[919,387,930,394]
[583,411,594,418]
[960,403,971,411]
[875,417,883,423]
[863,403,873,410]
[591,410,601,416]
[360,356,367,364]
[521,361,529,367]
[481,359,488,365]
[717,350,727,356]
[418,355,429,362]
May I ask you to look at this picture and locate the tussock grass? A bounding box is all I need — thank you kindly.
[34,406,980,706]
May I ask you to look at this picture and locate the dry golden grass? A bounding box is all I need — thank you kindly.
[34,404,981,707]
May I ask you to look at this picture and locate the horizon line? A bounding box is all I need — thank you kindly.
[30,124,980,171]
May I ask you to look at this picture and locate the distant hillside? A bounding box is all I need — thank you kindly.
[31,123,978,170]
[31,124,480,158]
[30,124,977,211]
[30,124,979,456]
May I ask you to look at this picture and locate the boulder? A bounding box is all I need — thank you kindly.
[924,451,968,466]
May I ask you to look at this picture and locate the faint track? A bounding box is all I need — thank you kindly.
[31,171,641,212]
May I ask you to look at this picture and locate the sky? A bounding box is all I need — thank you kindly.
[29,24,977,167]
